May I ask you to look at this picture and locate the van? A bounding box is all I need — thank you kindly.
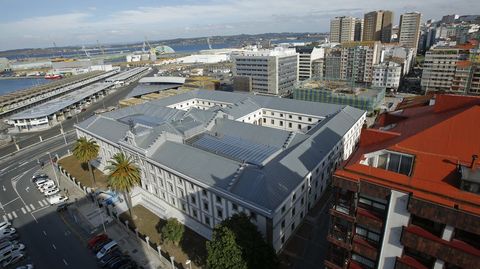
[96,240,117,259]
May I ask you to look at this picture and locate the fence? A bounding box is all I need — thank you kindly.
[57,163,92,195]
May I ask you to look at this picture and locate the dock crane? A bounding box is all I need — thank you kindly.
[96,40,105,55]
[82,45,90,58]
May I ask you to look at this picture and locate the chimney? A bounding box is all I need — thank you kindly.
[471,154,478,170]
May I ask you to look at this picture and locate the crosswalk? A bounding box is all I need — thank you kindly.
[2,199,50,221]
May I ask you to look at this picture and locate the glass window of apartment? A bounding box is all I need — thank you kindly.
[355,225,381,243]
[190,182,194,189]
[203,201,209,211]
[271,119,274,124]
[281,205,286,213]
[217,209,223,219]
[205,217,210,226]
[263,118,266,123]
[232,203,238,211]
[181,203,187,211]
[291,222,295,231]
[301,197,304,205]
[191,195,196,205]
[289,115,292,119]
[178,188,184,198]
[281,220,285,229]
[193,209,198,218]
[358,194,387,212]
[171,197,176,206]
[168,182,173,192]
[288,123,292,128]
[281,235,285,244]
[280,121,283,126]
[202,189,208,196]
[280,113,284,117]
[351,253,375,269]
[292,207,296,217]
[298,124,302,130]
[308,118,312,122]
[271,111,274,116]
[162,191,166,200]
[216,195,222,203]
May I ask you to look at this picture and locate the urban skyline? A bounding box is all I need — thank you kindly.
[0,0,478,50]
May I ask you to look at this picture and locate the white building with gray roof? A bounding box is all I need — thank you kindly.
[75,89,366,252]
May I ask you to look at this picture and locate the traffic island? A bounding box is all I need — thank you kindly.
[58,155,109,189]
[119,205,207,269]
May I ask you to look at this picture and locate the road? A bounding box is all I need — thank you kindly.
[0,132,101,269]
[0,77,147,159]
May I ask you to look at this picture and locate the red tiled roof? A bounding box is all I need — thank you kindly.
[336,94,480,215]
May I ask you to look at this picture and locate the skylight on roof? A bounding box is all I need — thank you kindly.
[362,150,414,176]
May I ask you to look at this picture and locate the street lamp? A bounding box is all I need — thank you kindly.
[185,260,192,269]
[59,121,67,145]
[170,256,175,269]
[47,151,60,187]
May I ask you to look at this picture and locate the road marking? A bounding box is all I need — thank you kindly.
[38,200,44,207]
[7,213,12,220]
[3,197,20,207]
[52,244,56,250]
[12,211,17,218]
[21,208,26,214]
[2,185,5,191]
[2,215,7,222]
[29,204,36,210]
[43,230,47,236]
[63,259,68,266]
[25,186,30,193]
[25,206,31,213]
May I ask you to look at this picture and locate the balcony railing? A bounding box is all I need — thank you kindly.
[401,225,480,268]
[395,256,429,269]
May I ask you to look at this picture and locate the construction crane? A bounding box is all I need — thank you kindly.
[52,41,64,58]
[82,45,90,58]
[96,40,105,55]
[144,36,157,55]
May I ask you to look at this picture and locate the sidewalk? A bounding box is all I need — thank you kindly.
[43,163,168,269]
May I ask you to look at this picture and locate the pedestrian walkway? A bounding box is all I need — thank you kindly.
[43,162,167,269]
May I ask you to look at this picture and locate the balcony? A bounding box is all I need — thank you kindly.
[327,227,352,250]
[330,207,355,222]
[325,260,345,269]
[352,235,378,261]
[356,207,384,231]
[401,225,480,268]
[395,256,429,269]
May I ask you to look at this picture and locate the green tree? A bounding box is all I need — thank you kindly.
[206,213,278,269]
[106,152,141,217]
[206,226,247,269]
[161,218,185,246]
[72,137,99,187]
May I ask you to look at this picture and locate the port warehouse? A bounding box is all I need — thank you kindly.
[7,67,150,132]
[0,71,117,118]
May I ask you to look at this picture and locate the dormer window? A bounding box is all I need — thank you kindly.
[362,150,414,176]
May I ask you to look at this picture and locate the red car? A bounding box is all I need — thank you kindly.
[87,234,109,249]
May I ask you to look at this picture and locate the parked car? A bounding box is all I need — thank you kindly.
[1,251,25,267]
[108,257,132,269]
[43,188,60,197]
[48,195,69,205]
[98,250,123,268]
[15,264,34,269]
[0,235,18,243]
[56,203,71,212]
[88,234,109,249]
[92,238,112,254]
[96,240,118,259]
[0,221,11,231]
[40,184,57,193]
[34,179,50,187]
[37,181,55,191]
[0,228,16,239]
[0,243,25,256]
[32,174,48,183]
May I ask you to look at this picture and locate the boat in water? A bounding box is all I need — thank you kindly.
[44,74,62,79]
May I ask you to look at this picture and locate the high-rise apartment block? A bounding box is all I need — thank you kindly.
[398,12,422,53]
[363,10,393,43]
[325,94,480,269]
[421,42,477,93]
[330,16,363,43]
[232,47,298,96]
[296,46,325,81]
[372,61,402,90]
[340,42,382,83]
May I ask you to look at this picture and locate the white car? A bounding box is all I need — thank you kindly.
[43,188,60,197]
[0,221,11,231]
[40,184,57,193]
[37,181,55,190]
[48,195,69,205]
[0,228,16,239]
[35,179,51,187]
[1,251,25,267]
[16,264,34,269]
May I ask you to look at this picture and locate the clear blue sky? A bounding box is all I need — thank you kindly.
[0,0,477,51]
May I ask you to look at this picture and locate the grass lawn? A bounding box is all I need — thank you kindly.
[120,205,207,269]
[58,155,109,189]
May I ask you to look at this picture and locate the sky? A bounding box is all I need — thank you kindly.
[0,0,478,51]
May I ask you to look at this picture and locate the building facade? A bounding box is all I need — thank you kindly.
[325,94,480,269]
[340,42,382,83]
[296,47,325,81]
[372,61,402,90]
[363,10,393,43]
[75,89,366,253]
[331,17,363,43]
[398,12,422,53]
[232,48,299,96]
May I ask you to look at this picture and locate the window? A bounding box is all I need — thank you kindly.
[289,115,292,119]
[217,209,223,219]
[298,116,302,120]
[193,209,198,218]
[178,188,184,198]
[351,254,375,269]
[202,190,208,196]
[263,118,266,123]
[205,217,210,226]
[281,235,285,244]
[280,113,283,117]
[308,118,312,122]
[292,207,296,217]
[356,225,381,243]
[271,111,274,116]
[291,222,295,231]
[301,197,304,205]
[281,205,286,213]
[191,195,196,205]
[280,121,283,126]
[288,123,292,128]
[281,220,285,228]
[181,203,187,211]
[168,182,173,192]
[203,202,209,211]
[301,184,305,191]
[171,197,176,205]
[298,124,301,130]
[216,195,222,203]
[271,119,274,124]
[358,194,387,212]
[190,182,194,189]
[232,203,238,211]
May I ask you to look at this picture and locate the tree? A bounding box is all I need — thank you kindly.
[72,137,99,187]
[206,226,247,269]
[161,218,185,246]
[206,213,278,269]
[106,152,141,217]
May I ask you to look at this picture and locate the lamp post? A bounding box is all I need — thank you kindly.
[59,121,67,145]
[185,260,192,269]
[47,151,60,187]
[170,256,175,269]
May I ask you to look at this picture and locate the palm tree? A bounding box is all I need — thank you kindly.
[72,137,99,188]
[106,152,141,217]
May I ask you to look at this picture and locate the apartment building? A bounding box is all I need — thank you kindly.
[421,43,473,92]
[363,10,393,43]
[452,60,480,94]
[372,61,402,90]
[296,46,325,81]
[331,16,363,43]
[75,89,366,253]
[398,12,422,53]
[340,42,382,83]
[325,94,480,269]
[232,48,299,96]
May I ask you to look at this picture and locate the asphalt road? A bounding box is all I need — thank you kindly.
[0,133,101,269]
[0,76,146,159]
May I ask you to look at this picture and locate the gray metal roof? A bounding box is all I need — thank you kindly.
[76,89,366,213]
[10,82,113,120]
[138,76,186,84]
[126,84,182,99]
